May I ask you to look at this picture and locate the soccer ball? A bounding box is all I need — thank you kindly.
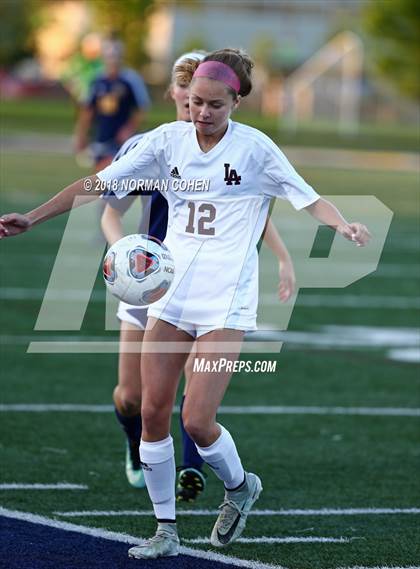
[103,234,175,306]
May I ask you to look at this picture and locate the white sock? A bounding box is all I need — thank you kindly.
[140,436,176,521]
[196,424,245,490]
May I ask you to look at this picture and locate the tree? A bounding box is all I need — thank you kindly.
[90,0,156,68]
[0,0,36,66]
[362,0,420,101]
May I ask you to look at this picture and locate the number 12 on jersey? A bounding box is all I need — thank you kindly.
[185,201,216,236]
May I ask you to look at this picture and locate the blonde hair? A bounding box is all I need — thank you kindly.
[174,47,254,97]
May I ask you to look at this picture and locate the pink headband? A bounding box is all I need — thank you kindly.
[192,61,240,94]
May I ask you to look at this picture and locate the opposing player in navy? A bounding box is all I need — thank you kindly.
[74,38,150,172]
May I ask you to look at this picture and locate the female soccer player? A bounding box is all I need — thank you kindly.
[0,48,370,560]
[101,51,296,499]
[101,51,207,495]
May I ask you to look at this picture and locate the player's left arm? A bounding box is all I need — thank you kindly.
[262,218,296,302]
[305,197,371,246]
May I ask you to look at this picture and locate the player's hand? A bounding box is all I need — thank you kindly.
[339,222,371,247]
[278,258,296,302]
[0,213,31,238]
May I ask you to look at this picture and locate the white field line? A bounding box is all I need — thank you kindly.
[185,536,352,544]
[248,326,420,348]
[261,294,420,309]
[1,220,418,249]
[23,342,418,355]
[4,134,419,172]
[3,325,419,349]
[0,507,284,569]
[53,508,420,518]
[5,254,420,279]
[388,348,420,363]
[0,483,87,490]
[0,335,117,345]
[1,287,419,309]
[1,404,420,417]
[259,264,420,279]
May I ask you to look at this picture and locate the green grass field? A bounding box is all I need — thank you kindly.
[2,96,419,151]
[0,110,419,569]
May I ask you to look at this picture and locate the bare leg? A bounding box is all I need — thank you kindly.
[180,345,204,469]
[182,329,244,447]
[141,317,194,441]
[176,343,206,502]
[113,321,143,416]
[113,321,144,488]
[181,329,262,548]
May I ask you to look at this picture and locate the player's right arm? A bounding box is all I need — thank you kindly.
[101,204,124,245]
[0,175,100,238]
[1,125,165,239]
[102,195,139,246]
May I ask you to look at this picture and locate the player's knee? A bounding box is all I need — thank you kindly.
[141,402,171,432]
[113,385,141,416]
[182,412,211,444]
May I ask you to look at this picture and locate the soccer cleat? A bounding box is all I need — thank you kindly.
[125,440,146,489]
[176,467,206,502]
[128,523,179,559]
[210,472,262,547]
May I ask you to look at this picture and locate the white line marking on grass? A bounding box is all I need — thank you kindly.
[0,404,115,412]
[0,483,87,490]
[388,348,420,363]
[259,264,420,279]
[1,287,419,309]
[6,257,420,278]
[1,404,419,417]
[54,508,420,518]
[251,325,420,349]
[0,335,117,345]
[184,536,353,544]
[261,294,420,309]
[41,447,68,455]
[0,288,102,301]
[0,507,285,569]
[217,407,420,417]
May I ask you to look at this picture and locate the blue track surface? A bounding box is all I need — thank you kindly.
[1,516,235,569]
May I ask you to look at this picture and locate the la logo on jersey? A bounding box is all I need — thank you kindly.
[224,163,241,186]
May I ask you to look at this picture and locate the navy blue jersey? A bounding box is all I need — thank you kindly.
[87,70,150,144]
[102,133,168,242]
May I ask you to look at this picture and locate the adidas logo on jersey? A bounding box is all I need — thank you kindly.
[170,166,181,179]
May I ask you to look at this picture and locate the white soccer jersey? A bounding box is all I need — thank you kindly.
[97,120,319,330]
